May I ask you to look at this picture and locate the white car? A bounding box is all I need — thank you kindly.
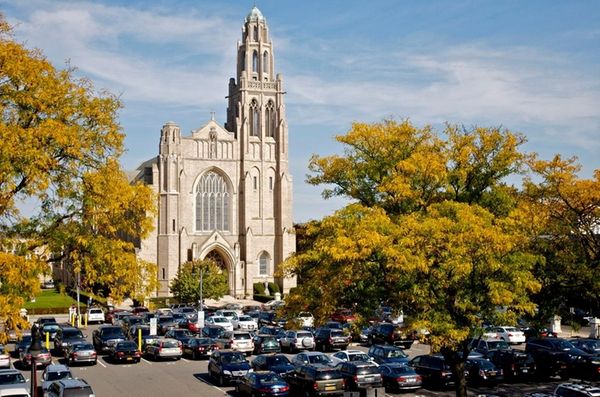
[215,310,239,324]
[205,316,234,332]
[484,326,526,344]
[330,349,375,366]
[86,308,105,324]
[296,312,314,327]
[233,315,257,331]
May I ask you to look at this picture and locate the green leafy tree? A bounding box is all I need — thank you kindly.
[0,15,156,342]
[282,119,539,397]
[170,259,229,304]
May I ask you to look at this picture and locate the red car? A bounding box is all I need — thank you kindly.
[331,309,356,323]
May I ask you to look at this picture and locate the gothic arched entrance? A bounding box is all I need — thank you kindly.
[201,247,234,295]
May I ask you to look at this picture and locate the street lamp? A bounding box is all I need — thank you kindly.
[28,324,43,397]
[196,267,205,330]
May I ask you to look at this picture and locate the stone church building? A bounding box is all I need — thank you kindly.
[132,7,296,298]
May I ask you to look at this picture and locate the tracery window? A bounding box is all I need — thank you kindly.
[249,99,260,137]
[265,100,275,138]
[263,51,269,75]
[259,252,270,275]
[195,171,230,232]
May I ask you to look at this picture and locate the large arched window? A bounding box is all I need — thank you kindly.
[263,51,269,75]
[195,171,230,232]
[259,252,270,275]
[252,51,258,73]
[249,100,260,137]
[265,100,275,139]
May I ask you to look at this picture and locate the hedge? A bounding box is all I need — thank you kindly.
[268,282,280,294]
[252,294,273,303]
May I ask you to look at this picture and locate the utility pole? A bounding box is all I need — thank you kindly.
[76,270,81,327]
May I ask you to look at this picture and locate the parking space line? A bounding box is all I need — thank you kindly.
[196,376,226,393]
[181,358,190,363]
[97,360,107,368]
[141,358,152,365]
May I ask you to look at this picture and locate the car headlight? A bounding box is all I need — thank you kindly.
[248,368,254,372]
[223,370,232,375]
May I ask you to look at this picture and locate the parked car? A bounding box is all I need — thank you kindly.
[471,338,535,379]
[233,315,258,331]
[120,315,144,335]
[0,369,27,392]
[41,365,72,393]
[108,341,142,364]
[483,326,526,344]
[92,325,126,353]
[144,338,182,361]
[205,316,234,332]
[553,382,600,397]
[53,327,85,354]
[14,335,32,357]
[208,350,251,386]
[368,323,414,349]
[157,316,178,335]
[330,350,374,366]
[85,308,105,324]
[465,357,503,385]
[279,330,315,353]
[127,325,158,350]
[379,363,422,392]
[367,345,409,365]
[174,306,197,320]
[569,338,600,355]
[164,329,193,345]
[337,361,382,390]
[19,346,51,369]
[314,328,350,352]
[131,307,149,315]
[182,337,219,360]
[284,364,345,396]
[258,326,285,341]
[35,317,57,327]
[0,346,10,370]
[236,371,289,397]
[258,311,278,327]
[331,309,356,323]
[525,337,589,379]
[409,354,457,389]
[253,334,281,355]
[296,312,314,328]
[111,311,133,326]
[291,351,333,368]
[39,323,61,341]
[63,342,97,366]
[251,354,295,375]
[44,378,95,397]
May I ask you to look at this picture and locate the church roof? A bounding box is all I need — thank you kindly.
[246,6,265,22]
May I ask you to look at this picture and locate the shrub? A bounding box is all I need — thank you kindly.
[268,282,280,294]
[252,294,272,303]
[253,282,266,295]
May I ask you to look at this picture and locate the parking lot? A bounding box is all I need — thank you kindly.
[6,320,599,397]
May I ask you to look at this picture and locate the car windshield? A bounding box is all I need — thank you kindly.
[309,354,332,364]
[197,338,213,344]
[213,317,228,323]
[554,340,576,350]
[357,366,379,375]
[349,353,370,361]
[103,328,123,336]
[117,342,137,349]
[388,365,413,375]
[487,340,510,350]
[162,340,179,348]
[257,373,285,384]
[331,330,345,337]
[385,349,407,358]
[222,353,246,364]
[0,373,26,384]
[297,332,312,338]
[63,386,94,397]
[267,356,290,365]
[63,329,83,338]
[46,370,72,381]
[316,370,342,380]
[235,333,251,340]
[238,316,253,322]
[42,324,60,332]
[73,343,94,351]
[504,327,519,332]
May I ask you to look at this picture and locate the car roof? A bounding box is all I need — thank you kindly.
[44,364,70,372]
[0,369,21,375]
[55,379,89,388]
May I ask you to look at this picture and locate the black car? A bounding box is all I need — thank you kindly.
[253,334,281,354]
[127,325,158,349]
[14,334,32,357]
[569,339,600,355]
[337,361,382,390]
[525,338,588,379]
[53,327,86,354]
[465,357,503,385]
[208,350,252,386]
[182,337,219,360]
[471,338,536,379]
[251,354,295,375]
[409,354,456,389]
[367,344,410,365]
[39,322,61,340]
[368,323,414,350]
[236,371,290,397]
[164,328,193,344]
[202,324,228,339]
[108,341,141,364]
[258,311,277,327]
[379,363,422,392]
[157,316,178,335]
[314,328,349,352]
[258,326,286,341]
[284,364,345,396]
[92,325,126,353]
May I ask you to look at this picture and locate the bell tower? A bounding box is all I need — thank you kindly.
[225,6,295,294]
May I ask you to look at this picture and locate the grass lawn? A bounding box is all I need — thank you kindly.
[24,289,78,310]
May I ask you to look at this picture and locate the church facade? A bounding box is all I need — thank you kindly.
[132,7,296,298]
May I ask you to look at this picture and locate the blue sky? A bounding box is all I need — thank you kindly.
[2,1,599,222]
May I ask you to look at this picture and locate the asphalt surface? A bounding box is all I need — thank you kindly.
[6,322,599,397]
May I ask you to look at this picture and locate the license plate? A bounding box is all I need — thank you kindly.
[126,357,132,361]
[522,369,528,373]
[325,385,336,391]
[406,378,416,383]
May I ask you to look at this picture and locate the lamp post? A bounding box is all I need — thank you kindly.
[28,324,43,397]
[196,267,205,331]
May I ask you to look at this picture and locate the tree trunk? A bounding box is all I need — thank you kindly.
[453,360,468,397]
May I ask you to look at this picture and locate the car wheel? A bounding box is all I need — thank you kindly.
[192,351,197,360]
[218,374,225,386]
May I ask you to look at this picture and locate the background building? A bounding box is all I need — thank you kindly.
[131,7,296,297]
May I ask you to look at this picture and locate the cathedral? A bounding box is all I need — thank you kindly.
[132,7,296,298]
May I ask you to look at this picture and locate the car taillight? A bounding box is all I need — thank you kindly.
[117,351,124,357]
[341,379,346,389]
[135,351,141,357]
[508,333,514,337]
[329,337,333,344]
[479,369,485,377]
[280,385,289,392]
[353,375,359,383]
[313,382,319,390]
[91,351,97,356]
[441,371,452,377]
[396,376,406,382]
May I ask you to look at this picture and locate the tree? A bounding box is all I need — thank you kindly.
[0,15,156,342]
[281,119,539,397]
[170,259,229,304]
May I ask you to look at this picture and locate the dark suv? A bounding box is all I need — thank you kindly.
[337,361,382,390]
[369,323,414,349]
[525,338,590,379]
[367,344,409,365]
[554,383,600,397]
[207,350,251,386]
[45,378,95,397]
[92,325,126,353]
[409,354,456,389]
[471,338,536,379]
[285,364,345,396]
[53,327,85,354]
[314,328,349,352]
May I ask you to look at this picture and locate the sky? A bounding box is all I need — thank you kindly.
[2,0,599,222]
